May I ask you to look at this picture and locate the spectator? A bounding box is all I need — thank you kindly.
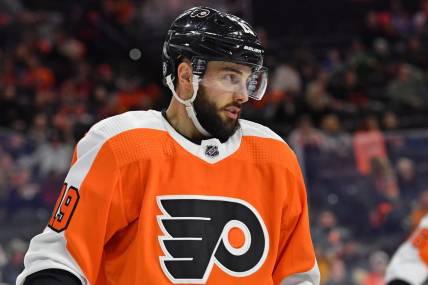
[396,157,422,203]
[289,115,325,175]
[404,37,428,69]
[413,0,428,34]
[353,115,388,176]
[20,130,73,178]
[320,113,352,155]
[270,64,302,95]
[0,85,29,130]
[362,251,389,285]
[325,259,354,285]
[347,40,377,84]
[1,239,27,284]
[301,81,332,124]
[329,68,364,110]
[387,63,428,110]
[312,210,350,256]
[382,111,399,131]
[323,49,344,75]
[28,113,49,143]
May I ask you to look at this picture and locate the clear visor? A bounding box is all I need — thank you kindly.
[195,61,268,101]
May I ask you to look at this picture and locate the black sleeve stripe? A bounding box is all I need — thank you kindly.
[387,279,412,285]
[23,269,82,285]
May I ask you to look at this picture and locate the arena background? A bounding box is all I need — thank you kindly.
[1,0,428,284]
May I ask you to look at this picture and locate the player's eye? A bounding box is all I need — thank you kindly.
[221,73,241,85]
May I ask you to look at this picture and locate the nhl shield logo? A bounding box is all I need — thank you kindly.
[205,145,219,158]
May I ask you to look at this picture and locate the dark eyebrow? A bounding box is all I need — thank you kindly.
[220,66,243,75]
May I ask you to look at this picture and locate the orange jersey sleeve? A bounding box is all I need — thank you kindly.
[17,120,130,284]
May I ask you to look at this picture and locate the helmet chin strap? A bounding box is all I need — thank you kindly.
[166,74,211,137]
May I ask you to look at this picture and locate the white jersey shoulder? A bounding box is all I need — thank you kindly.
[89,110,165,139]
[239,119,284,143]
[239,119,303,175]
[76,110,165,158]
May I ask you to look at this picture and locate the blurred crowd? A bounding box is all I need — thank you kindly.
[1,0,428,284]
[250,0,428,134]
[302,127,428,285]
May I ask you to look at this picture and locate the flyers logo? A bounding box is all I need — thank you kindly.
[157,195,269,284]
[190,8,210,18]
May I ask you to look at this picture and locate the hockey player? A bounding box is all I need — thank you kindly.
[386,214,428,285]
[17,6,320,285]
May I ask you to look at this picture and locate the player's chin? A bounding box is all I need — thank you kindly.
[223,116,240,131]
[220,116,239,131]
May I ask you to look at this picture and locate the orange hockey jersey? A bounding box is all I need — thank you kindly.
[386,214,428,284]
[17,110,319,285]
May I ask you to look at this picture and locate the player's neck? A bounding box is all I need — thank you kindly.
[165,100,206,142]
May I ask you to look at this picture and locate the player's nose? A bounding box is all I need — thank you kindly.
[234,87,249,104]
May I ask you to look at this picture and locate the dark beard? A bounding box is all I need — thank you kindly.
[193,86,241,142]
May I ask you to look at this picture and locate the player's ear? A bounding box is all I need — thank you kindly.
[177,60,193,99]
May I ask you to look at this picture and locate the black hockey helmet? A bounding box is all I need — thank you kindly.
[162,6,267,100]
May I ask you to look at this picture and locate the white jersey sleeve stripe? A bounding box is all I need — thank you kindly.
[279,261,320,285]
[16,132,107,285]
[385,241,428,284]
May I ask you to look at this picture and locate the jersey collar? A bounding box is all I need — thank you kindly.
[157,110,242,164]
